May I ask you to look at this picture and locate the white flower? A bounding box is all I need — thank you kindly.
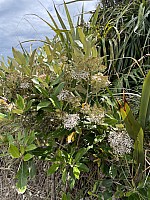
[57,90,71,101]
[63,114,80,129]
[71,70,89,80]
[81,104,105,125]
[108,130,133,155]
[91,73,110,88]
[20,82,30,89]
[88,112,104,124]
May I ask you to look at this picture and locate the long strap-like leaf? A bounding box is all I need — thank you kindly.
[139,70,150,130]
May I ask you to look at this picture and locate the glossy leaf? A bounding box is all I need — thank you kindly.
[23,153,34,161]
[53,82,65,96]
[8,144,20,158]
[119,101,141,140]
[37,101,50,111]
[16,161,29,194]
[73,166,80,179]
[16,94,25,110]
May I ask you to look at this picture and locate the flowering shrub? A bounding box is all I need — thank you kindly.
[0,2,150,199]
[108,128,133,155]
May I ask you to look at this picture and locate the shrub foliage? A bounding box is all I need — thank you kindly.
[0,1,150,199]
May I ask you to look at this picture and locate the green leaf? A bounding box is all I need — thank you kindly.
[53,82,65,96]
[37,100,50,111]
[62,168,67,184]
[25,131,36,145]
[133,128,144,166]
[7,135,14,144]
[91,4,100,26]
[47,163,60,175]
[20,146,25,155]
[29,49,36,68]
[102,37,107,66]
[65,0,92,4]
[16,161,28,194]
[134,3,145,32]
[68,176,75,189]
[74,148,87,163]
[28,159,36,179]
[25,100,33,112]
[64,2,75,37]
[45,10,65,43]
[77,163,89,172]
[101,179,113,188]
[139,70,150,130]
[16,94,25,110]
[120,102,141,140]
[32,77,40,85]
[49,96,63,109]
[25,144,37,152]
[62,193,67,200]
[8,144,20,158]
[23,153,34,161]
[73,166,80,179]
[54,3,67,31]
[0,113,7,119]
[34,85,49,98]
[109,165,117,179]
[12,108,23,114]
[12,47,26,66]
[62,192,71,200]
[94,134,106,144]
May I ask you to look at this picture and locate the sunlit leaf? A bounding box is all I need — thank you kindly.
[66,132,76,143]
[73,166,80,179]
[25,144,37,152]
[0,113,7,119]
[37,101,50,111]
[16,94,25,110]
[23,153,34,161]
[8,144,20,158]
[12,47,26,66]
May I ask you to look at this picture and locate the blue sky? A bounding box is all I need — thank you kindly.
[0,0,98,58]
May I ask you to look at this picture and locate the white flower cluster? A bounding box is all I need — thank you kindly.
[20,82,30,89]
[81,104,104,125]
[57,90,71,101]
[108,130,133,155]
[71,70,89,80]
[63,114,80,129]
[91,73,110,88]
[88,112,104,124]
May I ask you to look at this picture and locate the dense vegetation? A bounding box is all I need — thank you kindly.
[0,0,150,199]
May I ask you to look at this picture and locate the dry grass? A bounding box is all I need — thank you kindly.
[0,156,101,200]
[0,157,59,200]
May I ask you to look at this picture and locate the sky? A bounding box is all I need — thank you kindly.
[0,0,98,58]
